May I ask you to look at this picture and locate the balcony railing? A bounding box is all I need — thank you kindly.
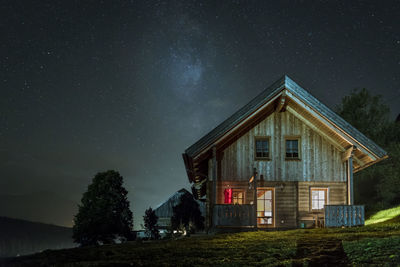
[213,204,255,227]
[324,205,365,227]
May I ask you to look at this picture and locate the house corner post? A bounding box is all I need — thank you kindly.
[347,149,354,205]
[212,146,217,228]
[253,167,258,230]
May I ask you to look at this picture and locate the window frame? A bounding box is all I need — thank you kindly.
[254,136,271,161]
[256,187,275,227]
[231,189,245,205]
[309,187,329,211]
[284,136,301,160]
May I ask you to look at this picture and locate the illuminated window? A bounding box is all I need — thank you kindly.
[232,189,244,204]
[285,138,300,159]
[257,189,273,225]
[311,188,328,210]
[255,137,270,159]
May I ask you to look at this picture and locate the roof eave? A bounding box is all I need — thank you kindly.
[185,75,287,158]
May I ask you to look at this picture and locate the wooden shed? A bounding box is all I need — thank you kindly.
[154,188,205,229]
[182,75,388,230]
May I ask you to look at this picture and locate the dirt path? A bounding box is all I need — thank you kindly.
[294,238,350,266]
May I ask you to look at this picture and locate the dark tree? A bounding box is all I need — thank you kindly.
[171,193,204,235]
[336,89,400,213]
[72,170,133,246]
[143,207,160,240]
[336,88,392,144]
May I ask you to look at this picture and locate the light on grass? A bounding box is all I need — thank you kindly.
[365,205,400,225]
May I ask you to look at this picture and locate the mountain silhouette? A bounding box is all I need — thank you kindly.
[0,191,77,227]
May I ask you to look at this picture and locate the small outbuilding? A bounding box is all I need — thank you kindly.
[154,188,205,229]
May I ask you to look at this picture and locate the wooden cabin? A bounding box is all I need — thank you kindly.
[154,188,205,230]
[182,75,388,230]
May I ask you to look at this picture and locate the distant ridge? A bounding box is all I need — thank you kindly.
[0,191,77,227]
[0,216,75,257]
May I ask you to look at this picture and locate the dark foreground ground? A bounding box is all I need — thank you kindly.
[1,217,400,266]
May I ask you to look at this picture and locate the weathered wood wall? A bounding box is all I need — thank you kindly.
[215,181,252,206]
[266,181,297,228]
[215,181,298,228]
[213,180,347,228]
[298,181,347,218]
[220,110,346,182]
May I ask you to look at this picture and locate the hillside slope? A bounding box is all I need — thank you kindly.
[365,205,400,225]
[2,219,400,266]
[0,217,75,257]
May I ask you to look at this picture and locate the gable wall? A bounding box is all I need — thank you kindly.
[220,110,347,182]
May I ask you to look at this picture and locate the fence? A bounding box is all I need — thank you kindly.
[213,204,255,227]
[324,205,365,227]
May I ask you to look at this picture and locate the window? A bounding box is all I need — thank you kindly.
[224,188,244,204]
[285,137,300,159]
[232,189,244,204]
[310,188,328,210]
[255,137,270,159]
[257,189,274,225]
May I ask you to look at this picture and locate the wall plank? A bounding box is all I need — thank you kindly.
[220,110,346,182]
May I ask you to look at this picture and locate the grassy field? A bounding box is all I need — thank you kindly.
[365,205,400,225]
[2,214,400,266]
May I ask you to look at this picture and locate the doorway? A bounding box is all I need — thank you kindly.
[257,188,275,227]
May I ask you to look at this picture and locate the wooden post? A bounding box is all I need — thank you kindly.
[348,153,354,205]
[253,167,258,230]
[206,180,211,233]
[212,146,217,228]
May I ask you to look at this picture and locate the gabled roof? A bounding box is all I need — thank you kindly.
[154,188,191,216]
[185,76,285,158]
[185,75,387,160]
[154,188,205,218]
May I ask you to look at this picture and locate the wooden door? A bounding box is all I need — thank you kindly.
[257,188,275,227]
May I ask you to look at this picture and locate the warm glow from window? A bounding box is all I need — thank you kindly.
[311,188,327,210]
[257,189,273,225]
[232,190,244,204]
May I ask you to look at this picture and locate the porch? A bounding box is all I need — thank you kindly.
[213,204,256,227]
[212,204,365,228]
[324,205,365,227]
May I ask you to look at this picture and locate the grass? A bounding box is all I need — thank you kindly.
[343,236,400,265]
[365,204,400,225]
[2,210,400,266]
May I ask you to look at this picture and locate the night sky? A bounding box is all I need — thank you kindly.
[1,0,399,228]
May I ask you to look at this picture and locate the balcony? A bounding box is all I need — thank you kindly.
[324,205,365,227]
[213,204,255,227]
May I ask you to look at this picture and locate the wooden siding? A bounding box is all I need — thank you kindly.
[215,181,297,228]
[262,181,297,228]
[216,181,250,205]
[298,181,347,218]
[220,110,347,182]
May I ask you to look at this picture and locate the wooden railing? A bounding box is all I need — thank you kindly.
[324,205,365,227]
[213,204,255,227]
